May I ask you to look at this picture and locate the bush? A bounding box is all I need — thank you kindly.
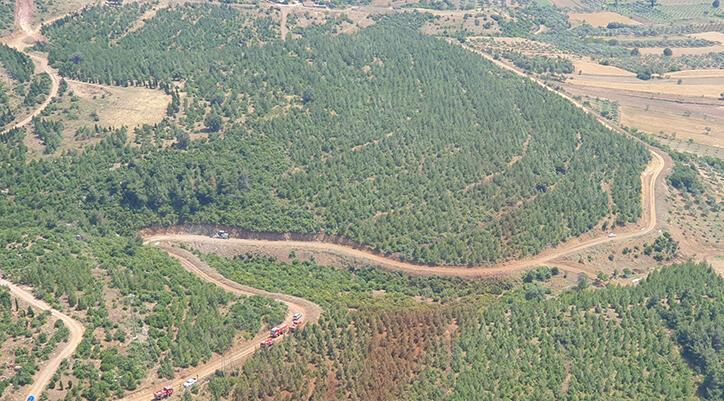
[204,113,223,132]
[636,69,652,80]
[668,163,703,194]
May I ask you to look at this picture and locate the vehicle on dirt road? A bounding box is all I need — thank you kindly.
[293,312,302,322]
[153,386,174,400]
[291,320,304,333]
[183,377,198,389]
[213,230,229,239]
[261,337,274,347]
[270,324,287,338]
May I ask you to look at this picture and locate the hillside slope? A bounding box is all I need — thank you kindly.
[35,6,650,265]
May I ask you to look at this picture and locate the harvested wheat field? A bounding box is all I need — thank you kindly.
[568,11,641,28]
[689,31,724,43]
[567,69,724,98]
[565,85,722,146]
[571,58,636,77]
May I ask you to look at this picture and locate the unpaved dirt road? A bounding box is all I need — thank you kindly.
[0,277,85,401]
[118,242,322,401]
[2,0,60,132]
[0,3,83,401]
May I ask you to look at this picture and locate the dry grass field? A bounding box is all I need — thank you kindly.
[568,11,642,27]
[66,80,169,129]
[28,80,170,156]
[566,65,724,98]
[563,58,723,158]
[565,84,722,151]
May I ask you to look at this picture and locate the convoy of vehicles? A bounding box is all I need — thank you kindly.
[153,312,305,398]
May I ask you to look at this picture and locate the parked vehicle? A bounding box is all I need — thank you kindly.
[291,320,305,333]
[261,337,274,347]
[292,312,303,322]
[183,377,198,389]
[213,230,229,239]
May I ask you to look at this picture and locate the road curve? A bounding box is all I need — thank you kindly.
[118,242,322,401]
[0,277,85,401]
[3,0,61,133]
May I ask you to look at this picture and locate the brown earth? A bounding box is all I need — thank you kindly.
[568,11,642,28]
[566,63,724,98]
[562,58,724,157]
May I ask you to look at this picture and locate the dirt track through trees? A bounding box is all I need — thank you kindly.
[2,0,60,133]
[120,243,322,401]
[0,4,84,401]
[0,278,85,401]
[0,2,673,399]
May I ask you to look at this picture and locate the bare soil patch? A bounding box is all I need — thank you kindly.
[636,44,724,56]
[568,11,641,28]
[689,31,724,43]
[571,58,635,77]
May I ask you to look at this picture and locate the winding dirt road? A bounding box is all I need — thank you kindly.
[117,242,322,401]
[0,3,83,401]
[2,0,60,132]
[0,278,85,401]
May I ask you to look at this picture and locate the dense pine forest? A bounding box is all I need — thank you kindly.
[32,4,649,265]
